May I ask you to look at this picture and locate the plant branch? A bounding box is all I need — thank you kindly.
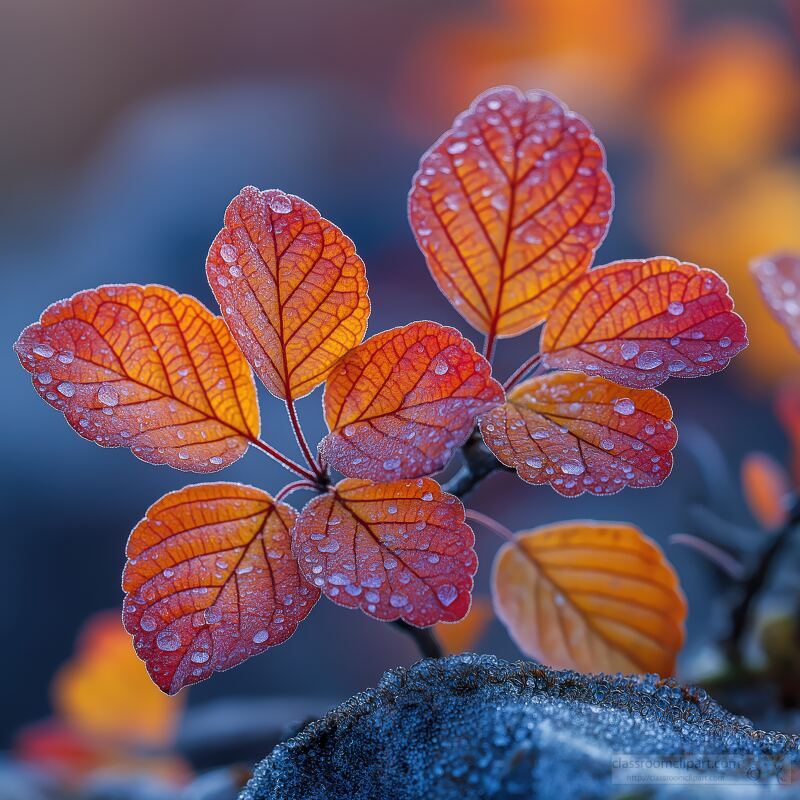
[725,497,800,662]
[483,331,497,364]
[503,352,542,391]
[250,438,318,482]
[390,620,443,659]
[275,480,320,502]
[286,399,325,480]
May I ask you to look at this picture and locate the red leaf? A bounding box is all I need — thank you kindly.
[123,483,319,694]
[409,86,613,339]
[14,284,259,472]
[206,186,370,401]
[319,321,503,480]
[751,252,800,350]
[541,257,748,387]
[292,478,477,626]
[480,372,676,496]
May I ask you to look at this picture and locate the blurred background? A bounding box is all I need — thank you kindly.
[2,0,800,794]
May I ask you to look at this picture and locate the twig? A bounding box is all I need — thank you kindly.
[250,438,318,482]
[390,620,443,659]
[725,497,800,662]
[503,352,542,391]
[286,399,325,480]
[392,428,509,659]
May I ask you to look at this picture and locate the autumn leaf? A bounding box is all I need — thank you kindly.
[492,521,686,675]
[123,483,319,694]
[776,383,800,488]
[292,478,477,626]
[207,186,370,401]
[319,321,503,480]
[434,596,493,655]
[541,257,748,387]
[751,253,800,351]
[408,86,613,346]
[53,611,183,748]
[14,284,259,472]
[741,453,789,531]
[480,372,676,496]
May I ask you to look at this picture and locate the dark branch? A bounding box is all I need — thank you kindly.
[725,497,800,662]
[392,428,510,660]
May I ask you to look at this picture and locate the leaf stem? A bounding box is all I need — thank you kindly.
[503,352,542,391]
[390,620,443,659]
[465,508,516,544]
[483,331,497,364]
[275,480,320,502]
[286,399,325,480]
[250,438,318,482]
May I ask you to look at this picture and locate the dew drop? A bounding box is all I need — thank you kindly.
[437,584,458,607]
[667,301,685,316]
[252,630,270,644]
[620,341,640,361]
[33,344,55,359]
[56,381,75,398]
[191,651,210,664]
[156,631,181,652]
[220,243,238,263]
[636,351,663,371]
[97,384,119,407]
[614,398,635,416]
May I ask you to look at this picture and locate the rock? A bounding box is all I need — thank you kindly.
[242,654,800,800]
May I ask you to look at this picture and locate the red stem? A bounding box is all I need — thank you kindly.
[250,438,318,482]
[275,480,319,502]
[286,399,324,479]
[465,508,516,544]
[483,331,497,364]
[503,352,542,391]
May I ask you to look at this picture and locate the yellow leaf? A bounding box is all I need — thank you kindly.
[492,521,686,675]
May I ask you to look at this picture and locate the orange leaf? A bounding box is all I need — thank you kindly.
[741,452,789,531]
[480,372,676,496]
[14,284,259,472]
[206,186,370,400]
[319,321,503,480]
[53,611,183,748]
[752,253,800,351]
[123,483,319,694]
[292,478,477,626]
[492,521,686,675]
[541,258,748,387]
[409,86,613,340]
[434,596,493,655]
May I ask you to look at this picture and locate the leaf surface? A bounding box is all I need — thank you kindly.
[409,86,613,338]
[15,284,259,472]
[480,372,676,496]
[207,186,370,400]
[751,252,800,350]
[293,478,476,626]
[492,521,686,675]
[541,258,748,387]
[320,321,503,480]
[123,483,319,694]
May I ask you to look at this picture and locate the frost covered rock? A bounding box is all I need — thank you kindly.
[242,654,800,799]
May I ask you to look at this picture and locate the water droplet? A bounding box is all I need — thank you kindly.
[97,384,119,407]
[447,140,467,155]
[220,243,238,263]
[614,398,635,416]
[33,344,54,359]
[140,616,157,632]
[389,593,408,608]
[156,631,181,652]
[252,629,270,644]
[667,301,684,316]
[636,351,663,371]
[56,381,75,398]
[268,193,292,214]
[560,462,585,476]
[437,584,458,607]
[620,341,640,361]
[191,651,210,664]
[383,458,401,471]
[434,360,449,376]
[600,439,614,451]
